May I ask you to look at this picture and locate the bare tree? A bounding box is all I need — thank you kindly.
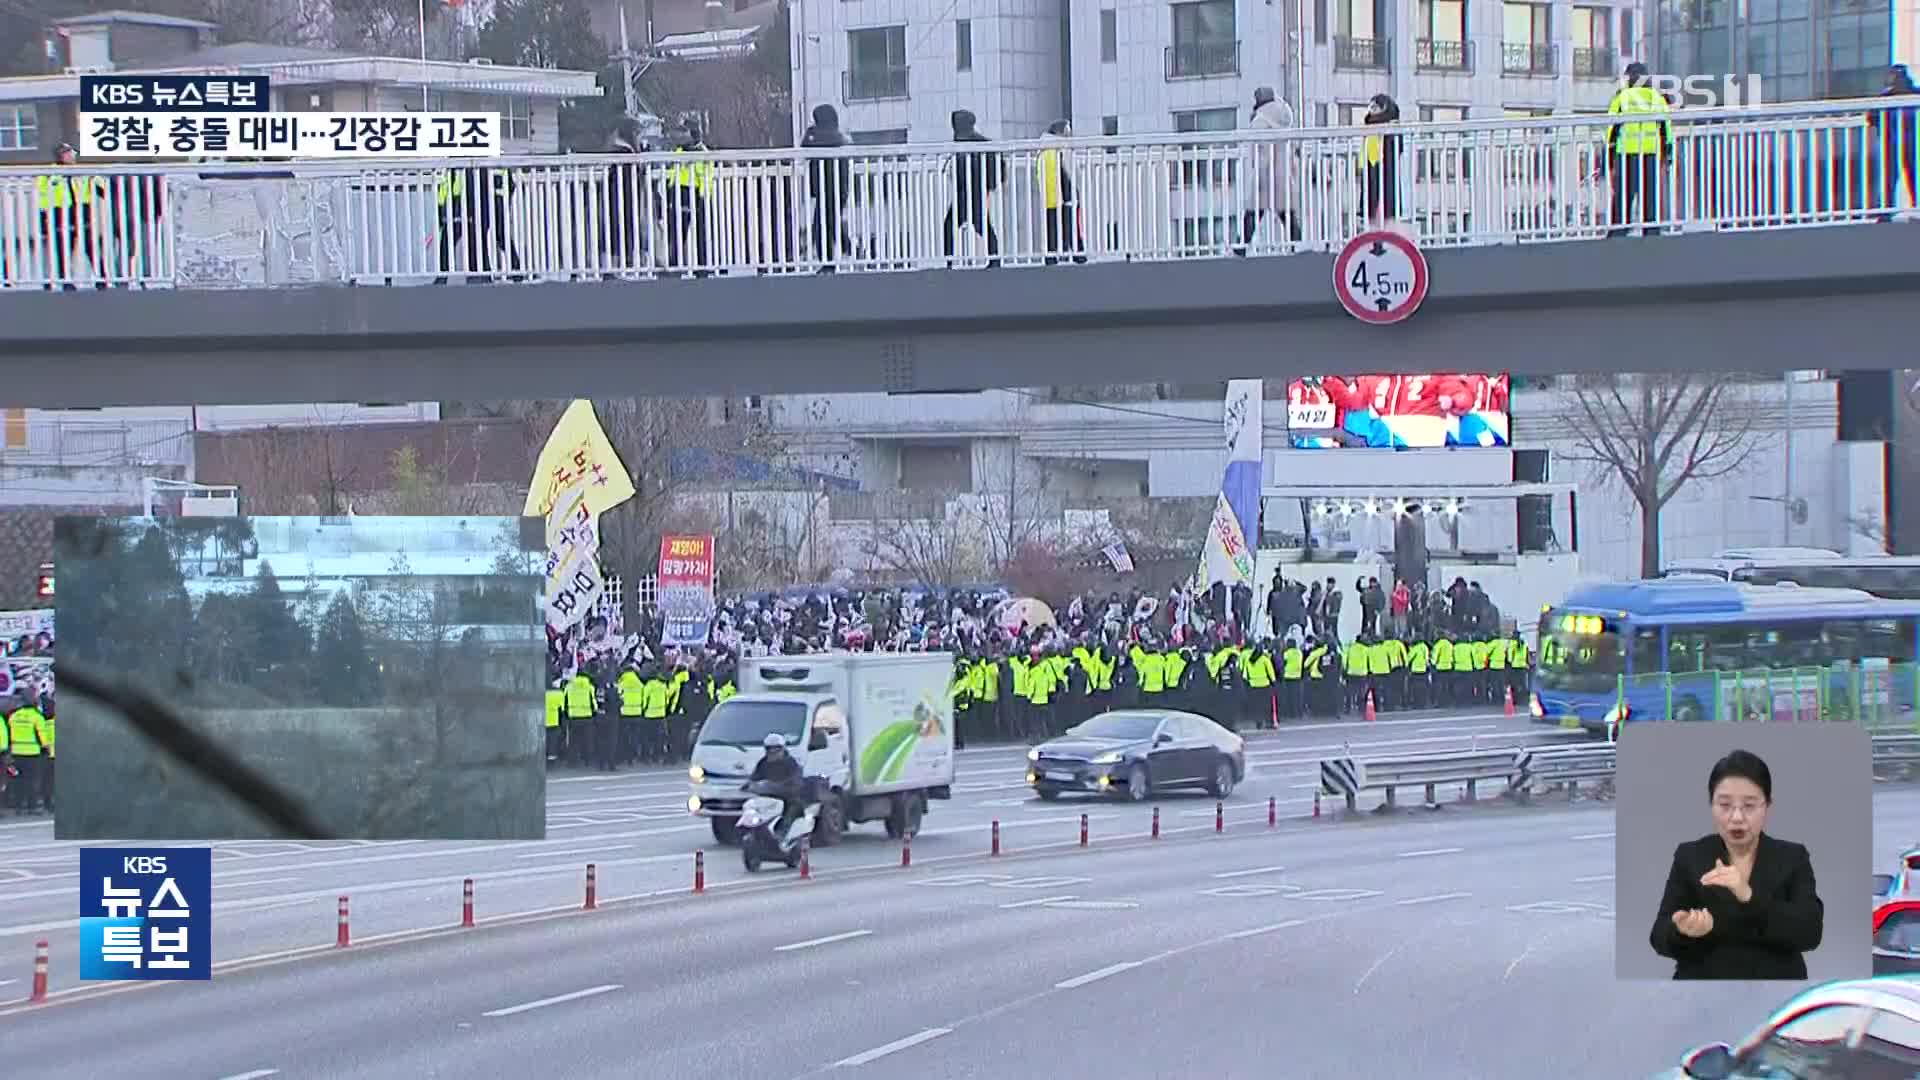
[1556,374,1766,577]
[860,494,984,588]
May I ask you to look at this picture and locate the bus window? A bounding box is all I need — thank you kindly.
[1668,630,1706,673]
[1704,625,1751,672]
[1862,618,1918,664]
[1631,628,1662,674]
[1536,619,1624,694]
[1773,621,1828,667]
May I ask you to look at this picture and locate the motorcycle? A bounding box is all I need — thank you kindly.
[738,777,821,873]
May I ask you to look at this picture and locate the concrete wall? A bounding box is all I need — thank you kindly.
[57,702,546,841]
[4,226,1919,408]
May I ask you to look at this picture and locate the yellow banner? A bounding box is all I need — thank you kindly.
[524,400,637,519]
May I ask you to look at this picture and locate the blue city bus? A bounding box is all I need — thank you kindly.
[1529,578,1920,736]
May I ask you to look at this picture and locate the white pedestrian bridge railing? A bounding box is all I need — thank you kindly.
[0,96,1913,292]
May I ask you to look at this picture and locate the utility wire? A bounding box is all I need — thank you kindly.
[55,660,334,839]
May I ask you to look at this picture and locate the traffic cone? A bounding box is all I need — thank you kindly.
[29,939,48,1002]
[1504,685,1515,717]
[1364,690,1376,723]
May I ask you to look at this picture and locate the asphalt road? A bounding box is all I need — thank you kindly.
[13,783,1920,1080]
[0,707,1567,1002]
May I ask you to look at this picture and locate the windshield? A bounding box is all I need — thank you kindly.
[696,700,807,748]
[1067,713,1162,741]
[1536,614,1624,695]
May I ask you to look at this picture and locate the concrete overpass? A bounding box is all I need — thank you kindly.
[0,224,1913,409]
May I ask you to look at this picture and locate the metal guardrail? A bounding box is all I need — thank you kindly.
[0,97,1911,291]
[1321,747,1518,812]
[1325,732,1920,815]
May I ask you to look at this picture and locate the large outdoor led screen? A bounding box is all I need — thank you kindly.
[1285,373,1511,449]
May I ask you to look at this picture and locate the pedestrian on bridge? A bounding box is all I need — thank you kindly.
[1605,63,1673,238]
[943,109,1003,269]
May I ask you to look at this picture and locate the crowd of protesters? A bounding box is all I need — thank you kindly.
[1,623,56,816]
[540,573,1532,770]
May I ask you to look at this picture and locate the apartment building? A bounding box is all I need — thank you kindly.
[794,0,1633,145]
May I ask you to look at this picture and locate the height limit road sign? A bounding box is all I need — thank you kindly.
[1334,230,1429,325]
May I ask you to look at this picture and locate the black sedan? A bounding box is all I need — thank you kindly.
[1026,710,1246,801]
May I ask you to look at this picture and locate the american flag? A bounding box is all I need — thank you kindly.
[1102,542,1135,575]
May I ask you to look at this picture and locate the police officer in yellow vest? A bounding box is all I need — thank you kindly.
[1279,638,1305,721]
[564,669,598,768]
[1023,647,1059,742]
[1343,636,1371,715]
[1406,637,1432,709]
[1305,636,1334,716]
[1241,643,1276,731]
[433,164,519,282]
[37,142,102,285]
[33,702,52,814]
[1433,635,1457,705]
[667,117,716,273]
[1035,119,1087,265]
[617,665,647,766]
[544,680,566,763]
[1606,62,1673,237]
[6,696,48,814]
[1506,633,1531,706]
[642,665,674,764]
[950,655,974,750]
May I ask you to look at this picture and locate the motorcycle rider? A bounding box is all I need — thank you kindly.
[748,732,808,837]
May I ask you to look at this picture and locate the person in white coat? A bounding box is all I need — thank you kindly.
[1236,86,1302,254]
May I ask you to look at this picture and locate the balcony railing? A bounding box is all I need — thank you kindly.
[0,99,1912,288]
[844,66,909,102]
[1334,35,1391,71]
[1415,38,1471,72]
[1502,41,1555,75]
[1572,46,1616,78]
[1165,40,1241,79]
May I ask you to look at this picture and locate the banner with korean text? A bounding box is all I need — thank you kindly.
[657,535,717,647]
[526,401,635,633]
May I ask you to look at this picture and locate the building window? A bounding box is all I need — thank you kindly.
[0,105,37,151]
[1417,105,1469,180]
[1504,106,1554,116]
[1173,107,1237,132]
[500,97,533,140]
[1619,9,1634,56]
[1571,7,1615,77]
[1502,2,1554,74]
[1416,0,1469,70]
[850,128,909,145]
[1314,102,1330,126]
[1168,0,1238,78]
[1335,0,1389,70]
[1101,9,1118,62]
[847,26,909,101]
[1336,101,1371,126]
[955,19,973,71]
[1101,115,1119,135]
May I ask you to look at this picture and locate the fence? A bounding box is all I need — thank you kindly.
[1,96,1913,290]
[1608,663,1920,729]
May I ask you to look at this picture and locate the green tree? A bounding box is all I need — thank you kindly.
[311,590,380,706]
[241,561,311,693]
[474,0,619,150]
[53,517,190,680]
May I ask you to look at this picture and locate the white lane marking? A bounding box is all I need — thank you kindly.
[1055,961,1143,990]
[1354,942,1409,992]
[1211,865,1287,879]
[834,1028,953,1068]
[1573,874,1614,883]
[1572,832,1614,841]
[1395,847,1464,858]
[514,845,634,861]
[774,930,873,953]
[999,895,1077,910]
[0,979,14,987]
[213,877,302,891]
[1396,891,1471,906]
[1417,725,1497,735]
[482,984,623,1018]
[1043,900,1138,910]
[1225,919,1306,940]
[216,1071,280,1080]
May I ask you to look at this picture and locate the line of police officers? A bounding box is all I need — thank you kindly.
[543,657,740,771]
[950,629,1533,744]
[3,693,54,815]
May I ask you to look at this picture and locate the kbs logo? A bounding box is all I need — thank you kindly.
[78,847,212,981]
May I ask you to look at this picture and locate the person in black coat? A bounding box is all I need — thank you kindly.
[802,103,853,270]
[943,109,1003,267]
[1650,749,1824,980]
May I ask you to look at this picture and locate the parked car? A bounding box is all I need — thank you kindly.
[1026,709,1245,802]
[1656,976,1920,1078]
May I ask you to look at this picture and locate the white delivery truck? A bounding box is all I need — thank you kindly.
[687,652,956,847]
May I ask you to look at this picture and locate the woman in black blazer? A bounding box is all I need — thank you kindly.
[1650,748,1825,979]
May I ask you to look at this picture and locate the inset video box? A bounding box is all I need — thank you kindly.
[80,74,270,113]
